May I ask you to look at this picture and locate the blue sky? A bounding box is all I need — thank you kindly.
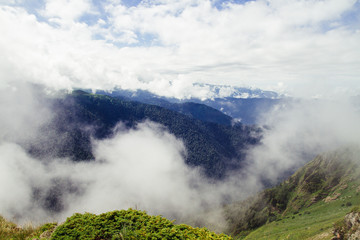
[0,0,360,99]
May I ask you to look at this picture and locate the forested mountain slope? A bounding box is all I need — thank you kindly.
[27,90,260,179]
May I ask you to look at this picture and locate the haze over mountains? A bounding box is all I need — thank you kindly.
[1,83,360,229]
[0,84,266,224]
[30,89,261,178]
[0,0,360,239]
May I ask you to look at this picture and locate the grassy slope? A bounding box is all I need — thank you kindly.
[244,181,360,239]
[236,147,360,240]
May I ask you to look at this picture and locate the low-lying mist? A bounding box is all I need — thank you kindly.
[245,98,360,185]
[1,84,360,233]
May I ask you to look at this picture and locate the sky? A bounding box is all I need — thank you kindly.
[0,0,359,99]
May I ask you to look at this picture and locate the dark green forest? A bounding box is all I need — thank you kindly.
[27,90,261,179]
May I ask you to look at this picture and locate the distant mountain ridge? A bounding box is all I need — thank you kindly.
[92,84,280,101]
[90,85,284,125]
[193,83,281,99]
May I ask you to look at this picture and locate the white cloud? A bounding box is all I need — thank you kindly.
[0,0,360,98]
[245,98,360,184]
[62,121,203,219]
[0,83,51,142]
[269,0,356,25]
[0,108,248,229]
[0,143,34,216]
[95,0,360,98]
[40,0,93,24]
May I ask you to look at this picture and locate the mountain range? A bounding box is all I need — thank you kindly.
[91,85,283,125]
[26,90,261,179]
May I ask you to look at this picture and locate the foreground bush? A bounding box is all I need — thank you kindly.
[52,209,232,240]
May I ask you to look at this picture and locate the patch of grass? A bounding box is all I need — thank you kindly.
[0,216,36,240]
[0,215,57,240]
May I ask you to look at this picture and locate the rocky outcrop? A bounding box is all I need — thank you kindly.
[332,211,360,240]
[324,193,341,203]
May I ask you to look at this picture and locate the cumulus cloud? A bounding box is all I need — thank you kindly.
[0,0,359,99]
[40,0,93,24]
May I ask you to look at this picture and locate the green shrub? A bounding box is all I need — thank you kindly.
[51,209,232,240]
[40,222,58,233]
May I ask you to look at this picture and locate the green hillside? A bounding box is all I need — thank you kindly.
[225,147,360,239]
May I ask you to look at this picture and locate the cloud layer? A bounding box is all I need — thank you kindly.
[0,100,248,229]
[0,0,359,98]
